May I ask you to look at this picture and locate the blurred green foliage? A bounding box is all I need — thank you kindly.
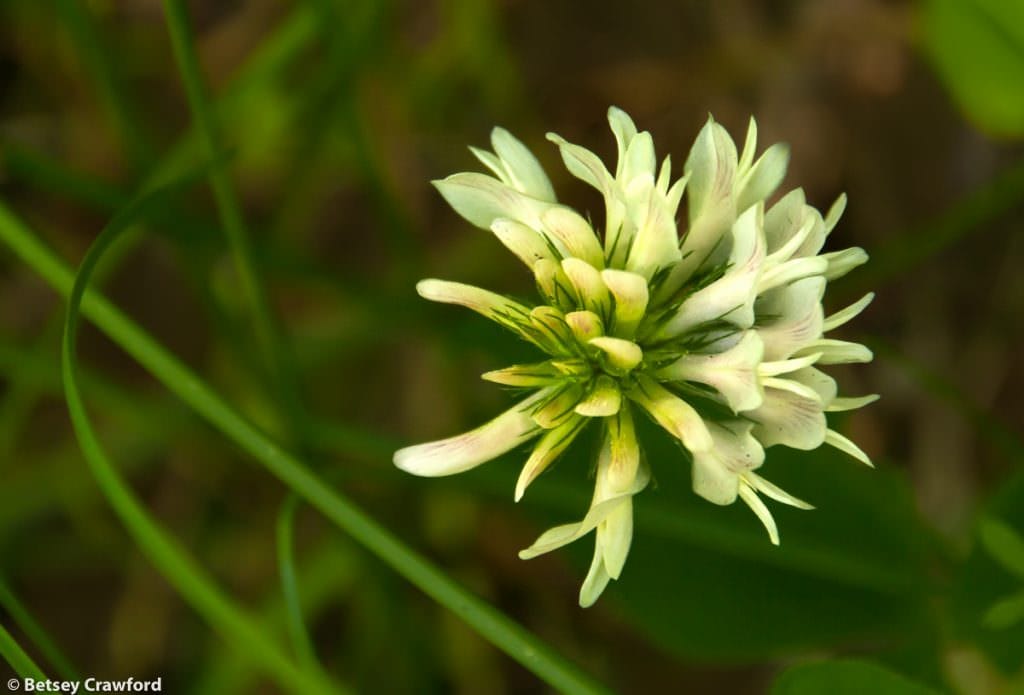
[0,0,1022,693]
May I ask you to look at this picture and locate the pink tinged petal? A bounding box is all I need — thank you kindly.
[655,204,767,340]
[826,394,880,412]
[605,406,641,491]
[760,376,824,404]
[758,255,829,294]
[691,421,765,505]
[823,292,875,332]
[601,269,649,339]
[515,416,588,501]
[394,390,551,477]
[542,207,605,268]
[574,376,622,417]
[684,116,739,224]
[825,429,874,467]
[416,279,535,340]
[755,277,826,361]
[589,336,643,373]
[491,218,558,269]
[628,375,713,453]
[764,188,807,253]
[748,383,827,450]
[489,127,556,202]
[565,310,604,343]
[433,172,552,231]
[561,258,611,317]
[789,367,838,406]
[658,331,765,413]
[738,483,780,545]
[822,247,868,281]
[546,132,615,197]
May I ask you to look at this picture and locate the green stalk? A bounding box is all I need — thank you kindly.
[0,578,79,681]
[0,621,47,681]
[0,199,608,694]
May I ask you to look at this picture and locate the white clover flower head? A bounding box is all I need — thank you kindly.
[395,107,878,607]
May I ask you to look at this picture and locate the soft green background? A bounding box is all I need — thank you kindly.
[0,0,1022,693]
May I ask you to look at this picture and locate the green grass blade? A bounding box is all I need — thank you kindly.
[0,200,610,694]
[0,578,79,681]
[0,621,47,681]
[277,495,318,670]
[58,190,343,695]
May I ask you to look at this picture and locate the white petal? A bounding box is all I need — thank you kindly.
[823,193,847,234]
[758,352,821,377]
[597,500,633,579]
[736,142,789,213]
[658,331,764,413]
[825,428,874,467]
[655,204,766,339]
[470,147,510,184]
[394,391,549,477]
[826,394,880,412]
[685,116,738,224]
[491,218,557,268]
[758,255,829,294]
[608,106,639,179]
[546,132,614,196]
[578,540,613,608]
[764,188,806,254]
[542,207,605,268]
[625,184,682,280]
[789,366,838,405]
[822,247,868,281]
[627,375,713,453]
[532,259,576,310]
[605,405,640,491]
[748,383,827,449]
[417,279,534,338]
[739,483,780,545]
[823,292,874,332]
[797,339,873,365]
[755,277,825,360]
[490,127,556,202]
[601,269,649,338]
[745,472,814,510]
[434,172,551,230]
[691,421,765,505]
[622,130,657,186]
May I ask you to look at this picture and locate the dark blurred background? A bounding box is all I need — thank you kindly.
[1,0,1023,693]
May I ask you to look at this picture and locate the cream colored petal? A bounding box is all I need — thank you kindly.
[754,277,826,361]
[658,330,764,413]
[825,428,874,467]
[745,471,814,510]
[417,279,534,340]
[434,172,551,230]
[627,375,713,453]
[685,116,738,224]
[578,540,612,608]
[748,383,827,449]
[823,292,875,332]
[822,247,868,281]
[826,394,880,412]
[601,269,649,338]
[691,421,765,505]
[394,390,550,477]
[589,336,643,373]
[562,258,611,316]
[532,258,576,310]
[736,142,789,214]
[597,500,634,579]
[796,339,873,365]
[608,106,639,179]
[542,207,605,268]
[739,483,780,545]
[565,310,604,343]
[490,127,556,202]
[515,416,589,501]
[574,376,622,417]
[531,382,584,429]
[491,218,557,269]
[625,184,682,280]
[546,132,615,197]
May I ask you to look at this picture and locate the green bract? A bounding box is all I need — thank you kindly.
[395,107,877,607]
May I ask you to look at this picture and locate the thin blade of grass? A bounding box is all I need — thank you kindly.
[59,188,344,695]
[0,578,79,681]
[0,621,47,681]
